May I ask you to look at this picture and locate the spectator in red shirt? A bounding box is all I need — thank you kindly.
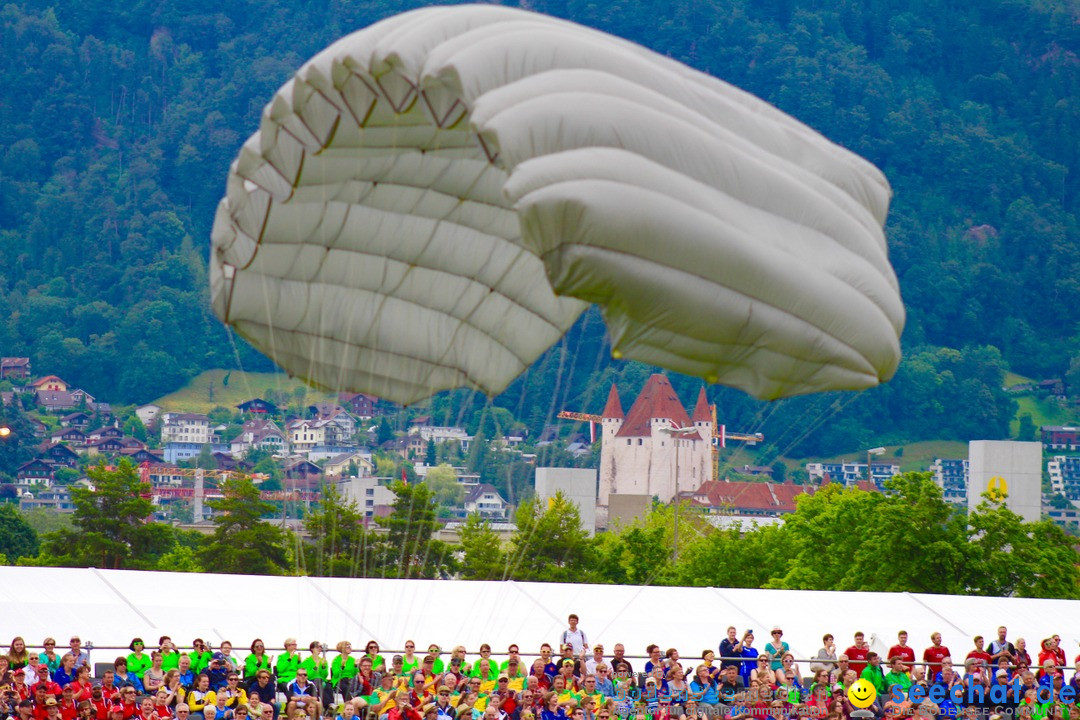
[1038,639,1059,674]
[1051,636,1066,668]
[967,637,992,670]
[923,633,952,680]
[57,686,78,720]
[845,633,870,676]
[888,632,916,673]
[70,670,94,704]
[90,687,109,720]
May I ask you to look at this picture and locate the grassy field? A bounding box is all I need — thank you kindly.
[1011,394,1076,434]
[152,369,335,414]
[719,438,970,477]
[1004,371,1034,388]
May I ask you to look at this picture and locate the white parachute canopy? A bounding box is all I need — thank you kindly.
[210,4,905,406]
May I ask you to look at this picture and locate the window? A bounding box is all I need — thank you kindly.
[365,488,374,495]
[637,438,642,445]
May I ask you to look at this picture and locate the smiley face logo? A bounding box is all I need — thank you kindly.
[847,678,877,709]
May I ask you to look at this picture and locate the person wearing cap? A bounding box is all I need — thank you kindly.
[370,674,400,720]
[426,648,445,676]
[30,669,61,700]
[104,703,124,720]
[555,663,577,695]
[433,686,455,720]
[57,685,79,720]
[89,684,109,720]
[499,649,522,677]
[204,657,229,693]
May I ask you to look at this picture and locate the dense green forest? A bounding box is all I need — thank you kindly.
[1,0,1078,456]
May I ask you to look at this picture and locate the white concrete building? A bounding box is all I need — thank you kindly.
[160,413,211,444]
[536,467,598,536]
[598,375,713,506]
[967,440,1041,522]
[336,476,397,518]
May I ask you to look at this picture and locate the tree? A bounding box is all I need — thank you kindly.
[302,485,374,577]
[376,417,394,445]
[0,403,37,477]
[425,464,464,508]
[425,439,436,466]
[199,476,290,575]
[1016,413,1037,441]
[457,513,506,580]
[373,481,456,579]
[33,460,175,569]
[963,497,1080,599]
[766,473,964,593]
[508,493,595,582]
[0,504,38,562]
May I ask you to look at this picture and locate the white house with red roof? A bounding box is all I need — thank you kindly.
[598,374,713,506]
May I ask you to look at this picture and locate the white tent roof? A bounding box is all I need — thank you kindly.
[2,566,1076,664]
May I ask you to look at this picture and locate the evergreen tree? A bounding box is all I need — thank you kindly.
[33,460,175,569]
[373,481,456,579]
[199,477,290,575]
[302,485,373,577]
[458,513,506,580]
[0,504,39,562]
[508,492,595,582]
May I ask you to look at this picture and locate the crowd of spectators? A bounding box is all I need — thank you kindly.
[3,619,1079,720]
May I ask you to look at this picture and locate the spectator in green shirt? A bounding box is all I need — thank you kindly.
[127,639,152,679]
[884,656,912,693]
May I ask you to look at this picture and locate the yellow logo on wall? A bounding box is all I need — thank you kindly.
[987,476,1009,501]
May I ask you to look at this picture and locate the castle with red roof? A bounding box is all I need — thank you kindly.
[598,374,714,506]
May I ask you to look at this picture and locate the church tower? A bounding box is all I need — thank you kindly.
[691,387,715,487]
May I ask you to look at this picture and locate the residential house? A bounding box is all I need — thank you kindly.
[20,486,76,513]
[335,476,396,518]
[691,479,809,518]
[0,357,30,380]
[283,458,323,483]
[1038,378,1067,399]
[237,398,279,415]
[84,437,126,456]
[120,448,164,464]
[36,390,78,412]
[164,442,205,463]
[88,426,123,441]
[50,428,87,447]
[43,443,79,467]
[930,458,968,502]
[16,459,55,487]
[89,402,113,422]
[323,452,374,478]
[287,419,328,454]
[69,389,95,405]
[160,413,212,444]
[463,484,509,520]
[61,411,92,429]
[338,392,379,419]
[1043,426,1080,451]
[805,460,900,487]
[28,418,47,439]
[308,403,357,444]
[32,375,69,391]
[230,418,287,457]
[136,404,162,427]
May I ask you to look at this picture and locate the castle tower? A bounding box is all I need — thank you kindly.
[598,383,623,506]
[691,387,715,487]
[603,374,707,504]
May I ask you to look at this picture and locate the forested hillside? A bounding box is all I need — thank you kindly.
[1,0,1077,456]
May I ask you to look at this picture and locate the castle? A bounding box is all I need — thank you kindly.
[598,374,714,506]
